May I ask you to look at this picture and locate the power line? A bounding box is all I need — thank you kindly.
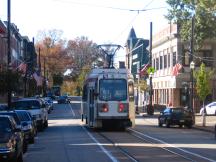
[112,0,167,44]
[177,54,216,63]
[112,0,155,42]
[52,0,165,12]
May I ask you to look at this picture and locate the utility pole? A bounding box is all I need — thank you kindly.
[190,16,195,112]
[24,41,27,97]
[24,66,27,97]
[39,48,41,72]
[7,0,11,108]
[136,62,140,113]
[43,58,46,97]
[148,22,154,115]
[37,47,41,95]
[190,16,195,125]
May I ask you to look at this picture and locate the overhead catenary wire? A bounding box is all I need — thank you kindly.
[112,0,157,43]
[41,0,168,66]
[52,0,167,45]
[52,0,165,12]
[178,54,216,62]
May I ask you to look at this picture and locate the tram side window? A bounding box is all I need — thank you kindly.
[82,85,87,101]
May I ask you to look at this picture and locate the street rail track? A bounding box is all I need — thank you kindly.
[69,101,215,162]
[90,127,212,162]
[97,131,139,162]
[127,128,196,162]
[128,128,215,162]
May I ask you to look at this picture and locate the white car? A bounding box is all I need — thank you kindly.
[200,102,216,115]
[11,98,48,131]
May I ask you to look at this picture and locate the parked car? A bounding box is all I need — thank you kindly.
[15,110,37,144]
[0,111,28,153]
[0,115,24,162]
[26,111,38,134]
[0,104,8,111]
[42,97,53,113]
[158,107,194,128]
[45,97,54,110]
[11,98,48,131]
[57,95,70,104]
[199,102,216,115]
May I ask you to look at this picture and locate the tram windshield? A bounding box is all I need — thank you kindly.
[99,79,127,101]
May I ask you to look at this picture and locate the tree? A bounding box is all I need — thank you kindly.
[35,29,73,84]
[0,70,22,95]
[65,36,104,78]
[36,31,104,96]
[52,73,63,86]
[75,65,91,96]
[166,0,216,49]
[194,63,213,126]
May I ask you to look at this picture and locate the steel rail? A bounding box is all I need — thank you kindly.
[96,131,139,162]
[127,128,209,162]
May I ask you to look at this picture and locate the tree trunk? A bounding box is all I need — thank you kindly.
[202,101,206,127]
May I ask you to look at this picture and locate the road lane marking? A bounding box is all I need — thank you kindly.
[68,143,113,146]
[82,126,118,162]
[129,128,216,162]
[70,101,82,103]
[68,104,75,117]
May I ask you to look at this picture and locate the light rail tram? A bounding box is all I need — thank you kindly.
[81,44,135,129]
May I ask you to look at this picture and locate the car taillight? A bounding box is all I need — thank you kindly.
[101,103,109,112]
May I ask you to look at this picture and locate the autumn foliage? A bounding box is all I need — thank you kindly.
[35,30,104,95]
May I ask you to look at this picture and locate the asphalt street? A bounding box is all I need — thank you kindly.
[23,98,216,162]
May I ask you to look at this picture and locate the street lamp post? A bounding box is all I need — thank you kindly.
[190,61,195,112]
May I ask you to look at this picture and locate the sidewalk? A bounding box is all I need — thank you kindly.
[193,114,216,133]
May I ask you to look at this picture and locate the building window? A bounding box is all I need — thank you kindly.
[164,55,167,69]
[173,52,176,66]
[154,58,156,69]
[160,55,163,69]
[156,58,159,70]
[168,53,170,67]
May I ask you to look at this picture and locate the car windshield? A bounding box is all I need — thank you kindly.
[60,96,67,99]
[16,112,31,121]
[11,100,40,110]
[0,118,11,133]
[99,79,127,101]
[0,113,21,125]
[0,104,8,111]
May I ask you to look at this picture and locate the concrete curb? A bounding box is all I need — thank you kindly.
[192,126,215,133]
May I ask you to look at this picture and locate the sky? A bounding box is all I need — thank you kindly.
[0,0,169,61]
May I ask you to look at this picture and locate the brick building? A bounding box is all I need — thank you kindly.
[151,24,216,112]
[0,20,38,102]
